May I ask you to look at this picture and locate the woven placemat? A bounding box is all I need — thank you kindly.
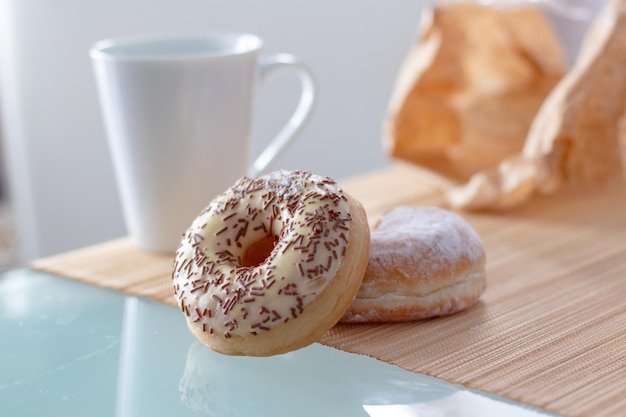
[31,166,626,417]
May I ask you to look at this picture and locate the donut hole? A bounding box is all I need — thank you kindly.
[241,235,279,267]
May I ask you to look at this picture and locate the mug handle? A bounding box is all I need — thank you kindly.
[248,53,317,176]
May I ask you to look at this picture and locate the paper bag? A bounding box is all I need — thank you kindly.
[384,2,566,183]
[385,0,626,210]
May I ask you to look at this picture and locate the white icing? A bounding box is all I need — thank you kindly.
[173,170,351,338]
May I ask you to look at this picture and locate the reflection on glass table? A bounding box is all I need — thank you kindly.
[0,269,559,417]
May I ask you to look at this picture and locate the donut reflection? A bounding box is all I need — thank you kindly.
[179,342,453,417]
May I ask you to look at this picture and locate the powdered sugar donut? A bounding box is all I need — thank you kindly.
[173,170,370,356]
[341,206,486,323]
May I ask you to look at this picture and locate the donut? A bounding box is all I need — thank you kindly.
[172,170,370,356]
[341,206,486,323]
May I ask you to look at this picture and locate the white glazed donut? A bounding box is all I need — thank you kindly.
[173,170,370,356]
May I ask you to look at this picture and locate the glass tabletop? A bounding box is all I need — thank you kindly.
[0,269,558,417]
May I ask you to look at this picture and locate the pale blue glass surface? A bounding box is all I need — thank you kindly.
[0,269,558,417]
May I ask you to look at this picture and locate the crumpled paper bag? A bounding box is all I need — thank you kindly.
[385,0,626,211]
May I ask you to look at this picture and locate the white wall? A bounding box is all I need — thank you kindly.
[0,0,422,262]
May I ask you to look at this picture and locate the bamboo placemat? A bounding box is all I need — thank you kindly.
[31,165,626,417]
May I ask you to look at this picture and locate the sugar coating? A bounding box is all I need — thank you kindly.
[369,206,485,286]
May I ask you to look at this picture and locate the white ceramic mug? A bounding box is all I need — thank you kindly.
[90,33,316,253]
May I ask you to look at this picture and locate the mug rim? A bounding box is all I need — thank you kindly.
[89,32,263,61]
